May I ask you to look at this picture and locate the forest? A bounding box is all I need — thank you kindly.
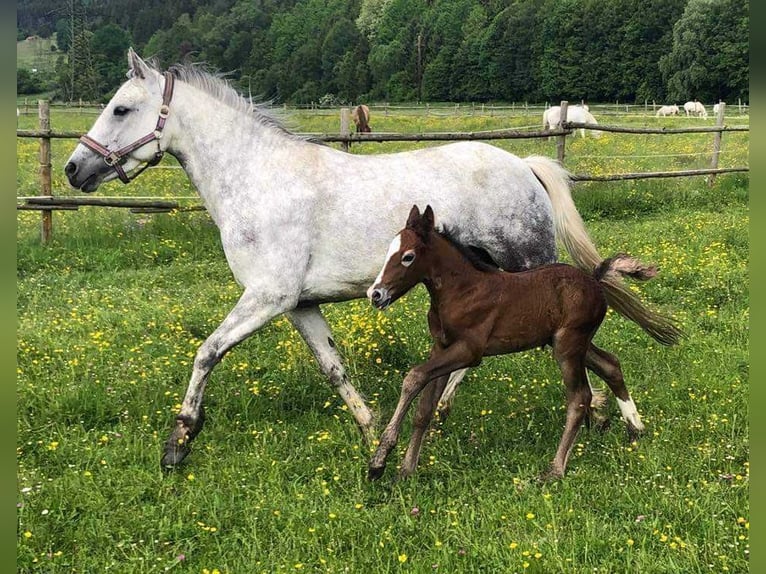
[17,0,749,105]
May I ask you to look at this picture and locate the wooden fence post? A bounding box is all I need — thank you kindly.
[557,100,568,164]
[38,100,52,243]
[340,107,351,152]
[708,102,725,187]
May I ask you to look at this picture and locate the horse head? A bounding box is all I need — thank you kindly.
[65,48,175,192]
[367,205,434,310]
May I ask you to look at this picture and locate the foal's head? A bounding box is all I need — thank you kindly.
[367,205,435,310]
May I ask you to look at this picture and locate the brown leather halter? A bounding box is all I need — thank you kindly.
[79,71,175,184]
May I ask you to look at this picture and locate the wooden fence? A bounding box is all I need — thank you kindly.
[17,100,749,243]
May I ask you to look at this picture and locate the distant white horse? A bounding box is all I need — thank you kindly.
[713,102,724,116]
[656,105,679,117]
[683,101,707,118]
[543,105,601,138]
[65,50,677,468]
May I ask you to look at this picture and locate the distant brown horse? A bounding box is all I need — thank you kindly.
[352,104,371,133]
[366,205,681,481]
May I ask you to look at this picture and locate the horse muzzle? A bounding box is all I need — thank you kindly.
[368,286,392,310]
[64,158,110,193]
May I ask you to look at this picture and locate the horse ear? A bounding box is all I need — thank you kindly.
[405,205,422,229]
[422,205,435,229]
[127,47,149,80]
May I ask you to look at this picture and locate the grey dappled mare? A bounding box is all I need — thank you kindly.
[65,49,658,467]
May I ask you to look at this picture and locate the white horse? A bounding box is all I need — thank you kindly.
[683,101,708,118]
[543,105,601,138]
[656,105,679,117]
[65,50,677,467]
[713,102,724,116]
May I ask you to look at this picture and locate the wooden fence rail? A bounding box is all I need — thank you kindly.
[17,100,749,243]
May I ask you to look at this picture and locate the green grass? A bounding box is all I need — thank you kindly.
[17,110,748,573]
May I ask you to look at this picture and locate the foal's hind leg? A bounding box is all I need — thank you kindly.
[542,336,593,480]
[287,306,376,444]
[586,344,644,441]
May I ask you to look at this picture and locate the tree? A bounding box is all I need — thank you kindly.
[660,0,749,103]
[91,24,132,97]
[17,68,44,94]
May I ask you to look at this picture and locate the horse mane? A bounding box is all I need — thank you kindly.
[437,227,501,273]
[142,59,315,142]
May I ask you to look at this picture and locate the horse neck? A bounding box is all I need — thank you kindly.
[166,82,294,212]
[421,234,484,303]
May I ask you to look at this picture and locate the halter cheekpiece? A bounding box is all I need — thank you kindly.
[79,71,175,184]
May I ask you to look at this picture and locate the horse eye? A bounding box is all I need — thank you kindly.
[113,106,130,116]
[401,251,416,267]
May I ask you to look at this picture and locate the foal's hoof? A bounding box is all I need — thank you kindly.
[367,465,386,481]
[626,424,643,444]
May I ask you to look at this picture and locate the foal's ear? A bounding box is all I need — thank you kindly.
[422,205,435,229]
[405,204,422,229]
[127,47,149,80]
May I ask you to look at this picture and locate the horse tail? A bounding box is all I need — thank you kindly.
[593,254,684,346]
[524,155,683,346]
[593,253,657,283]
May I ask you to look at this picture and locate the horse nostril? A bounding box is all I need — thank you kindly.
[64,162,77,177]
[371,289,383,303]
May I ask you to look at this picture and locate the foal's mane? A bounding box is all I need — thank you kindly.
[146,59,311,141]
[437,227,501,273]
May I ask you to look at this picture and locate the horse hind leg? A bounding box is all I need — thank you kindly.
[542,336,593,481]
[287,306,376,444]
[435,368,469,422]
[586,344,644,441]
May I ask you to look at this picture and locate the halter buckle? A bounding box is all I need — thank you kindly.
[158,104,170,119]
[104,152,122,167]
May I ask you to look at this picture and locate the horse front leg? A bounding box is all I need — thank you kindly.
[286,306,376,444]
[399,374,449,479]
[368,341,479,480]
[161,290,292,468]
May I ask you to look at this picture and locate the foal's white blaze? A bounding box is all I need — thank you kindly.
[616,397,644,431]
[367,234,401,299]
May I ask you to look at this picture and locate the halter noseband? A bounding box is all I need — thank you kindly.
[79,71,175,184]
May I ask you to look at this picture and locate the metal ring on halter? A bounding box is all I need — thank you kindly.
[104,152,123,167]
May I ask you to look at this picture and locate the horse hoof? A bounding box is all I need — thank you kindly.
[596,416,612,433]
[161,443,191,469]
[367,466,385,481]
[435,407,451,424]
[538,465,564,483]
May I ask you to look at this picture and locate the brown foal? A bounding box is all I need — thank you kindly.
[366,205,677,481]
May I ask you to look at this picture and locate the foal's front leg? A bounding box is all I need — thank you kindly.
[161,290,292,468]
[399,374,449,478]
[368,341,478,480]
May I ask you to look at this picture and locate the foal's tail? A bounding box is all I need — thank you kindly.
[524,156,683,346]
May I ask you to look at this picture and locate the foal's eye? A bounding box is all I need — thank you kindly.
[401,251,416,267]
[113,106,131,117]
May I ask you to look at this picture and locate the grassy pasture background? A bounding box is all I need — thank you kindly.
[17,107,749,573]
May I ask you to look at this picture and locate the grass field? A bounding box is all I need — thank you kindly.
[17,108,749,573]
